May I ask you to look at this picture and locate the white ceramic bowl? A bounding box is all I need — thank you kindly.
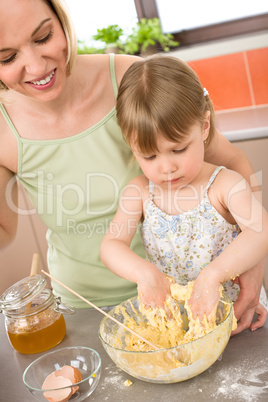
[99,294,234,383]
[23,346,101,401]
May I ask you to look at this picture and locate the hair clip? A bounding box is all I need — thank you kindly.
[203,88,209,97]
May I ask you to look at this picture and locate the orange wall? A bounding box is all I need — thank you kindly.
[188,47,268,111]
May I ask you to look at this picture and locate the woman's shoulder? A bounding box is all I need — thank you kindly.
[114,54,141,84]
[76,53,110,71]
[77,53,140,70]
[76,54,140,86]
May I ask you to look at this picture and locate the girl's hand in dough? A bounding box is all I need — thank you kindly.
[137,270,172,309]
[188,274,221,322]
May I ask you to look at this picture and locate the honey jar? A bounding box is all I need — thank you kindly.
[0,275,75,354]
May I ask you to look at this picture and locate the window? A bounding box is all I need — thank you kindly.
[155,0,268,33]
[65,1,268,48]
[135,0,268,46]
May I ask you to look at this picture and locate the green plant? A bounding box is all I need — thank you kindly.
[121,18,179,55]
[76,19,179,56]
[77,41,105,54]
[92,24,124,48]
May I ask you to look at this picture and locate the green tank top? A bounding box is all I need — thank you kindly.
[0,54,144,308]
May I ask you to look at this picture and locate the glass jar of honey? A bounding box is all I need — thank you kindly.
[0,275,75,354]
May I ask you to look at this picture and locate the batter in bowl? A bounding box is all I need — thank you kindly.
[116,281,237,352]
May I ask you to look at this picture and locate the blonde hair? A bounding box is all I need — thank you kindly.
[0,0,77,92]
[116,55,216,154]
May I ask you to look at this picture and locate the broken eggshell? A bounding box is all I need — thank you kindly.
[42,366,83,402]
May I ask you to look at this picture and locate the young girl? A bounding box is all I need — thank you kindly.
[100,55,268,320]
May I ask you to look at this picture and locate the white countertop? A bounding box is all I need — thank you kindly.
[216,105,268,142]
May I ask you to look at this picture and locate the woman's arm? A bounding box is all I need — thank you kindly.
[114,54,141,88]
[230,261,267,334]
[205,129,267,333]
[189,169,268,320]
[205,129,256,181]
[100,175,170,307]
[0,166,18,248]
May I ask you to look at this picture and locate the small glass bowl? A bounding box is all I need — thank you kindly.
[23,346,101,401]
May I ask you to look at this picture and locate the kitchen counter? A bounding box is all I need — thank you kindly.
[0,309,267,401]
[216,105,268,142]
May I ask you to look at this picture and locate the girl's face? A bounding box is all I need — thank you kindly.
[132,118,210,190]
[0,0,68,101]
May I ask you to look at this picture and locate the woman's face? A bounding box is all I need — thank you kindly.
[0,0,68,101]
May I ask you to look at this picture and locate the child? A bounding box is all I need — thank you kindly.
[100,55,268,321]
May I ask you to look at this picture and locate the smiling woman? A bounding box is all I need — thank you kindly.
[0,2,68,99]
[0,0,144,308]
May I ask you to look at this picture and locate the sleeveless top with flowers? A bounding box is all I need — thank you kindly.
[141,166,268,307]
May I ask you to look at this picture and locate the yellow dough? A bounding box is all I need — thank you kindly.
[117,281,237,353]
[103,281,237,381]
[101,278,236,383]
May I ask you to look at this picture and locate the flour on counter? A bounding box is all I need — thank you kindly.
[90,363,130,401]
[212,358,268,401]
[101,363,127,389]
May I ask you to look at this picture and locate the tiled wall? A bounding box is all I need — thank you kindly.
[188,47,268,111]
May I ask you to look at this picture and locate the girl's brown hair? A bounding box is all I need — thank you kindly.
[116,55,216,154]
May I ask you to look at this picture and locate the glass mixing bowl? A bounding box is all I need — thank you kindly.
[99,293,234,383]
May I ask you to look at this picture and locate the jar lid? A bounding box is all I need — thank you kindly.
[0,275,46,311]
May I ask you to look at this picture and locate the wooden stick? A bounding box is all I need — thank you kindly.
[27,254,40,310]
[41,270,159,350]
[30,253,40,276]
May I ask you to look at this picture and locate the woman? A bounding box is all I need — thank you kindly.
[0,0,266,334]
